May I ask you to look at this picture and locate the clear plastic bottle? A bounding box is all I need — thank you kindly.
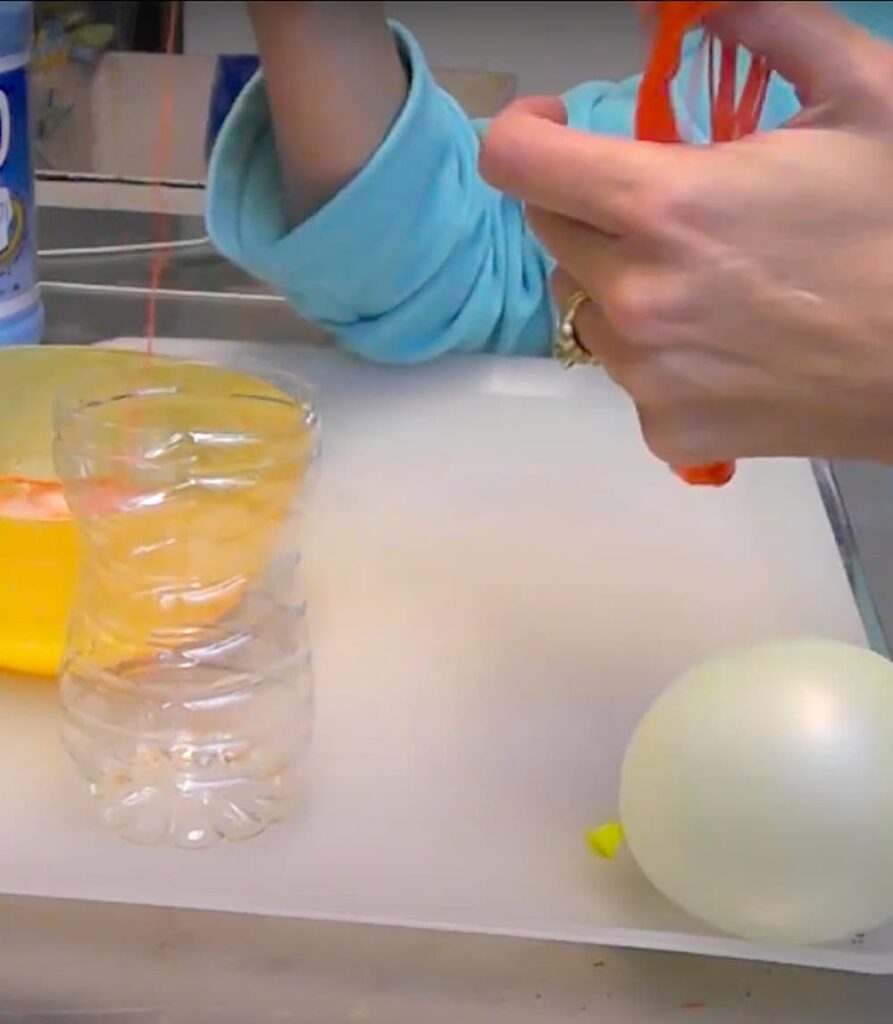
[53,354,320,847]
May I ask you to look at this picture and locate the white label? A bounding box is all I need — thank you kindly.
[0,91,10,171]
[0,187,11,251]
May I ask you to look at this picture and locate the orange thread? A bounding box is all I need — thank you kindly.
[145,0,181,353]
[0,8,184,529]
[635,1,770,487]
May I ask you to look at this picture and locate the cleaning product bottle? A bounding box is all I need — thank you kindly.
[0,2,42,345]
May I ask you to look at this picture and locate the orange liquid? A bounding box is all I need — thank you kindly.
[0,478,79,675]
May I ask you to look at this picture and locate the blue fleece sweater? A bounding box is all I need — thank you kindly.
[205,2,893,363]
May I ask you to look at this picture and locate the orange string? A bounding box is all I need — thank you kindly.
[635,0,770,488]
[145,0,181,353]
[0,5,184,516]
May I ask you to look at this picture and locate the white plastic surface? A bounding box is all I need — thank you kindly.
[1,337,889,974]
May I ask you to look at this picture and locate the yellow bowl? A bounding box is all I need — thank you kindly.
[0,494,79,677]
[0,347,147,677]
[0,346,314,679]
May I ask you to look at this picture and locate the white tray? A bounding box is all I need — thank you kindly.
[3,336,889,974]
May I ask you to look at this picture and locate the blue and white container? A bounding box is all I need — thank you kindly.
[0,1,42,345]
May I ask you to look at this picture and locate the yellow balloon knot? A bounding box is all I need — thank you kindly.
[586,821,625,859]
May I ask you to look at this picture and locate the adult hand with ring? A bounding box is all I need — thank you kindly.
[480,1,893,468]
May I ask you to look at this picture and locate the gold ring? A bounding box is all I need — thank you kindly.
[553,289,598,368]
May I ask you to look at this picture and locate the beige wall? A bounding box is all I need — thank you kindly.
[183,1,646,96]
[33,53,515,184]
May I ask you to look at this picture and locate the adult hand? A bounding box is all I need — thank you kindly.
[479,1,893,467]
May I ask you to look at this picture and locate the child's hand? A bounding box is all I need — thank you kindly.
[479,1,893,466]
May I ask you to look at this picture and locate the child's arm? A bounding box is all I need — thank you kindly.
[206,5,565,362]
[245,2,408,225]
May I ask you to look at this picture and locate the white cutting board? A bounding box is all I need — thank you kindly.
[0,337,887,973]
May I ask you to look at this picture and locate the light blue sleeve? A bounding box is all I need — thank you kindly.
[205,22,802,364]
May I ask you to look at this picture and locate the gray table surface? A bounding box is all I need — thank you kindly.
[8,201,891,1023]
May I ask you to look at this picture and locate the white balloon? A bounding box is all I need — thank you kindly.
[619,637,893,946]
